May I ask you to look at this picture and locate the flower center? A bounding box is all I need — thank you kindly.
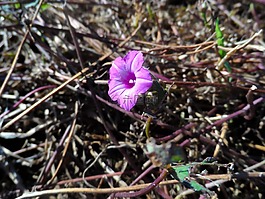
[125,72,136,88]
[129,79,136,84]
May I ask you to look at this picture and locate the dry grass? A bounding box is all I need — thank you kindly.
[0,0,265,198]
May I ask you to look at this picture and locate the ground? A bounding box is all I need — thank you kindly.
[0,0,265,199]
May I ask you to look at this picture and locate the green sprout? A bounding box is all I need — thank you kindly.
[215,18,232,73]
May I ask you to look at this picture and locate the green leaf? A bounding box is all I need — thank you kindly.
[215,18,223,41]
[200,1,210,28]
[170,165,214,195]
[215,18,226,58]
[171,165,190,182]
[189,180,203,191]
[215,18,232,73]
[41,3,51,12]
[189,180,213,195]
[170,147,186,163]
[15,3,21,9]
[224,61,232,73]
[146,3,155,20]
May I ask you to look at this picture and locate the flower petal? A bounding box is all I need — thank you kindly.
[123,51,144,72]
[108,79,126,101]
[130,51,144,72]
[135,67,152,81]
[118,89,138,111]
[109,58,125,80]
[133,68,152,92]
[133,77,153,95]
[112,57,125,71]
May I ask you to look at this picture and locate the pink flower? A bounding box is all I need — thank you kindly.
[108,51,153,111]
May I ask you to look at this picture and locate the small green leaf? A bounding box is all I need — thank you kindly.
[170,165,214,195]
[200,1,210,28]
[215,18,226,58]
[171,165,190,182]
[146,3,155,20]
[215,18,223,42]
[169,146,186,164]
[189,180,213,195]
[224,61,232,73]
[15,3,21,9]
[215,18,232,73]
[41,3,51,12]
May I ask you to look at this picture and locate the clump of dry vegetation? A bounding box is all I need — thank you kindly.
[1,0,265,198]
